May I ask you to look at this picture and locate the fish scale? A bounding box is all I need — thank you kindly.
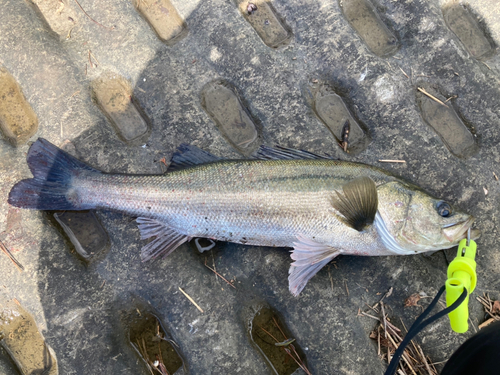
[74,160,392,248]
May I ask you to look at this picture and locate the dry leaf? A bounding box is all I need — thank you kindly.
[404,293,421,307]
[492,300,500,315]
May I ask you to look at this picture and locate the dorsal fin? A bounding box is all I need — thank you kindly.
[255,145,336,160]
[331,177,378,231]
[167,144,221,172]
[167,144,335,171]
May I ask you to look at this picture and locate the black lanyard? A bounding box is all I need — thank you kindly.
[384,285,468,375]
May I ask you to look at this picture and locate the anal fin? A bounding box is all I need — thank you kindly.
[289,235,340,296]
[136,217,190,261]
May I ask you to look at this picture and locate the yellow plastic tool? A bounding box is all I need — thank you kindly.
[445,228,477,333]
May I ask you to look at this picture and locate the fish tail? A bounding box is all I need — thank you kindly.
[8,138,98,210]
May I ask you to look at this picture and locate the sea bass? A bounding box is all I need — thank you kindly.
[8,139,480,295]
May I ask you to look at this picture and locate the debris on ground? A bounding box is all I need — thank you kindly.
[477,293,500,329]
[257,315,312,375]
[361,289,439,375]
[0,239,24,272]
[404,293,422,308]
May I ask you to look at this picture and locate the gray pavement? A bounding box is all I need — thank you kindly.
[1,0,500,374]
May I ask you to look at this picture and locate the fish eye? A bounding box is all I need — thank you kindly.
[437,201,451,217]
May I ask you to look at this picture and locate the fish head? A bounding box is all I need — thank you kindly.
[376,181,480,254]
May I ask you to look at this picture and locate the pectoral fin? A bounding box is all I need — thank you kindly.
[288,235,340,296]
[136,217,190,261]
[331,176,378,231]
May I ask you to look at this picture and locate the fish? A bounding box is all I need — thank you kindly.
[8,138,480,296]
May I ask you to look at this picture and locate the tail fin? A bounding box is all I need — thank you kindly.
[8,138,99,210]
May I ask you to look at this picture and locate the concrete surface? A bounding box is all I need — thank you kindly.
[0,0,500,374]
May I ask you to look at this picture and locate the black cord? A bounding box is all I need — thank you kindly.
[384,285,468,375]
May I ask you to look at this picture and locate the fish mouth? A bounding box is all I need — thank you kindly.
[442,217,480,242]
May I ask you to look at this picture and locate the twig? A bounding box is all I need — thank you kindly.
[417,87,448,108]
[73,0,115,30]
[379,160,406,163]
[365,302,439,375]
[469,315,478,333]
[284,347,313,375]
[418,344,433,375]
[478,317,497,329]
[88,50,100,68]
[204,260,236,289]
[69,90,81,100]
[399,67,409,79]
[344,280,349,296]
[372,287,393,310]
[178,287,203,313]
[328,266,334,292]
[89,50,100,66]
[365,302,379,313]
[211,251,217,283]
[135,339,155,375]
[381,302,388,338]
[444,95,457,103]
[361,311,380,321]
[260,321,311,375]
[481,61,491,70]
[0,240,24,272]
[272,316,287,341]
[386,332,417,375]
[88,51,94,68]
[377,325,381,356]
[66,26,75,40]
[259,325,280,343]
[476,293,500,323]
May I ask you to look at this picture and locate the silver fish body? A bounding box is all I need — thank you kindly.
[77,159,390,251]
[8,139,479,295]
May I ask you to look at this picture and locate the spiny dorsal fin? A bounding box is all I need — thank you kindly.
[168,144,334,171]
[331,177,378,231]
[255,145,336,160]
[167,144,221,172]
